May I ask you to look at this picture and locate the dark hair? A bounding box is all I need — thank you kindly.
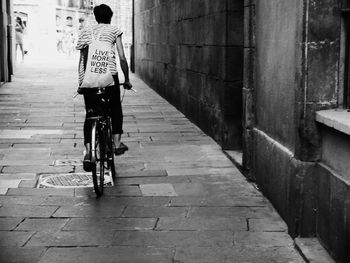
[16,17,23,27]
[93,4,113,24]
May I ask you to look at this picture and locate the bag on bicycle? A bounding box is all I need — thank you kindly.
[81,29,114,88]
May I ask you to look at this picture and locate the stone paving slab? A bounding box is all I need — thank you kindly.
[26,230,115,247]
[156,217,247,231]
[6,188,74,196]
[122,206,188,218]
[139,183,177,196]
[0,231,34,246]
[0,179,21,188]
[0,173,37,180]
[38,247,173,263]
[0,205,58,217]
[52,205,125,218]
[0,195,44,205]
[112,230,234,247]
[63,218,157,231]
[248,218,288,232]
[0,217,24,230]
[174,246,305,263]
[0,247,46,263]
[170,196,268,207]
[16,218,69,231]
[188,206,280,219]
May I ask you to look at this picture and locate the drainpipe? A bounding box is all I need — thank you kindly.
[7,0,14,78]
[130,0,135,73]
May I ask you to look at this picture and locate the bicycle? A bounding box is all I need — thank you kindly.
[77,86,118,197]
[75,83,135,196]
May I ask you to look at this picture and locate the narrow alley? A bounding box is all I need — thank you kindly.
[0,59,305,262]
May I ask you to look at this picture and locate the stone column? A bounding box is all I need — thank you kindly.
[0,0,9,82]
[242,0,256,178]
[7,0,14,77]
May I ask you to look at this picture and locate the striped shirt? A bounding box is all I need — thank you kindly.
[76,24,123,86]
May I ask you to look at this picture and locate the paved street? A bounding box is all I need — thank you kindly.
[0,59,304,262]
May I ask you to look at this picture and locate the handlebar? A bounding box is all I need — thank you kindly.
[73,83,136,98]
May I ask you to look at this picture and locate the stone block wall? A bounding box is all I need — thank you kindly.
[246,0,349,261]
[134,0,244,149]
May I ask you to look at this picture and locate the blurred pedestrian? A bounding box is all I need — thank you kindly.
[15,17,25,62]
[78,17,86,31]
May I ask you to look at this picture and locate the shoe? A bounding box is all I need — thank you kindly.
[114,142,128,156]
[83,151,92,172]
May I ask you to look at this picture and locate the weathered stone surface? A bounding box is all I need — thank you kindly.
[63,218,157,231]
[188,206,280,219]
[0,179,21,188]
[0,195,44,205]
[39,247,173,263]
[18,179,37,188]
[234,232,294,247]
[248,218,288,232]
[0,231,34,246]
[16,218,69,231]
[75,186,142,197]
[140,183,177,196]
[26,230,115,247]
[156,217,247,231]
[122,206,187,218]
[0,205,58,218]
[175,246,304,263]
[112,230,233,247]
[0,247,46,263]
[0,217,23,230]
[6,188,74,196]
[170,196,266,207]
[52,205,125,218]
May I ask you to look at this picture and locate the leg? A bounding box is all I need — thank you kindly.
[83,94,96,171]
[19,44,24,61]
[109,75,128,155]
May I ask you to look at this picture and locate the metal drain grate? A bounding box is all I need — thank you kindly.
[38,173,113,188]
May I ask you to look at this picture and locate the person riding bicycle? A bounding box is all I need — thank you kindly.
[76,4,132,172]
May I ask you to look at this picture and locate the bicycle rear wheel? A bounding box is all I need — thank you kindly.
[91,121,105,197]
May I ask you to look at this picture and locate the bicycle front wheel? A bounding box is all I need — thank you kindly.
[91,121,105,197]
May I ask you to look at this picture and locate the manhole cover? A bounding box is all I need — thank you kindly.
[38,173,113,188]
[53,160,82,166]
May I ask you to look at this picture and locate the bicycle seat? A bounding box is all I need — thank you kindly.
[77,87,108,95]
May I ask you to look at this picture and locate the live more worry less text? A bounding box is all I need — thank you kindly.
[90,50,109,74]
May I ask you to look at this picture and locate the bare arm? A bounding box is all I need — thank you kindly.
[116,36,132,89]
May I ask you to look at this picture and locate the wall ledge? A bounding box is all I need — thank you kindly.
[316,109,350,136]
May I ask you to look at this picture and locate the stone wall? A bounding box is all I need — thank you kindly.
[134,0,244,149]
[246,0,349,261]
